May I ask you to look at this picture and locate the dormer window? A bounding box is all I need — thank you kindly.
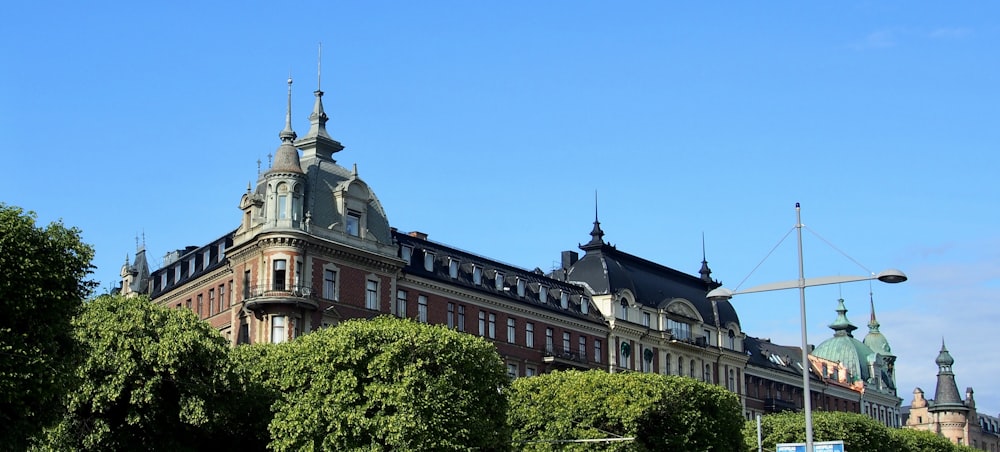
[539,286,548,303]
[400,245,413,264]
[516,278,526,297]
[423,252,435,272]
[494,272,504,291]
[449,258,459,279]
[619,299,628,320]
[560,291,569,309]
[581,297,589,314]
[472,266,482,285]
[346,211,361,236]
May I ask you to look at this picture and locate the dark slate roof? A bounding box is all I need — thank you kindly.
[744,336,822,383]
[931,342,967,411]
[394,230,607,326]
[150,231,235,299]
[129,248,150,294]
[563,239,740,328]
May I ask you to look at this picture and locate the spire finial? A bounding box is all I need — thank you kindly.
[317,42,322,92]
[279,75,297,143]
[586,190,605,246]
[699,232,714,283]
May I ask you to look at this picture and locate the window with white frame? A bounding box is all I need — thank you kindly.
[507,318,515,344]
[516,278,525,297]
[273,260,287,291]
[423,252,434,272]
[346,211,361,236]
[448,258,459,279]
[562,332,570,352]
[578,336,586,357]
[488,313,496,339]
[478,311,486,336]
[400,245,413,264]
[665,353,672,374]
[545,328,553,352]
[643,312,651,327]
[539,286,548,303]
[728,329,736,349]
[208,289,215,316]
[396,290,407,317]
[595,339,602,363]
[581,297,589,314]
[525,366,536,377]
[365,280,378,310]
[667,319,691,340]
[526,322,534,347]
[418,295,428,323]
[704,329,712,346]
[619,299,628,320]
[447,303,455,328]
[704,364,712,383]
[560,291,569,309]
[472,266,482,285]
[323,269,337,300]
[271,316,286,343]
[507,363,518,379]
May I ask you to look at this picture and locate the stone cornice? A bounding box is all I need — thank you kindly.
[228,230,404,274]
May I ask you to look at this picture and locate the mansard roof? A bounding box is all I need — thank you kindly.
[564,237,740,328]
[744,336,822,383]
[149,231,235,299]
[394,230,607,326]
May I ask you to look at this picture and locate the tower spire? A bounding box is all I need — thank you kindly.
[296,42,344,160]
[586,190,605,246]
[279,75,297,143]
[699,232,713,283]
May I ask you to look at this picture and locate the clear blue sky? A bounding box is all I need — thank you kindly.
[3,1,998,414]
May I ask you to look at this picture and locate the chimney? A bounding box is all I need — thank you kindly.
[408,231,428,240]
[561,250,579,270]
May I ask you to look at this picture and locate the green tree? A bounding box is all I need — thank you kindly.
[38,295,233,451]
[890,428,968,452]
[0,204,96,449]
[508,370,745,451]
[265,316,510,451]
[744,411,901,452]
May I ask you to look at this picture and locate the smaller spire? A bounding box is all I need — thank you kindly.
[699,232,713,283]
[868,294,881,330]
[586,190,605,246]
[828,299,858,337]
[279,76,297,143]
[296,43,344,160]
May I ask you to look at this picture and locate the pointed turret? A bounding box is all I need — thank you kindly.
[699,233,713,284]
[268,77,304,175]
[828,299,859,338]
[930,339,967,411]
[863,296,893,356]
[296,43,344,161]
[582,192,605,250]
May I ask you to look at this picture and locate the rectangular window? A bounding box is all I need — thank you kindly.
[579,336,586,357]
[449,258,459,279]
[273,260,286,291]
[175,266,181,283]
[472,266,482,285]
[494,272,504,291]
[704,329,712,346]
[526,322,535,347]
[243,270,250,299]
[595,339,602,363]
[643,312,651,327]
[401,245,413,264]
[396,290,407,318]
[323,269,336,300]
[346,212,361,236]
[516,279,526,297]
[458,305,466,332]
[189,258,196,276]
[447,303,455,328]
[271,316,286,343]
[545,328,553,352]
[619,302,628,320]
[507,363,518,379]
[218,284,225,312]
[418,295,428,323]
[581,297,589,314]
[562,332,570,352]
[507,318,516,344]
[186,298,191,310]
[208,289,215,316]
[365,280,378,310]
[197,294,203,316]
[478,311,486,336]
[667,319,691,340]
[539,286,547,303]
[424,252,435,271]
[488,313,496,339]
[560,291,569,309]
[278,195,288,219]
[225,282,231,309]
[525,366,536,377]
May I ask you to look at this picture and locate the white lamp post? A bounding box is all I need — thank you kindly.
[707,203,906,452]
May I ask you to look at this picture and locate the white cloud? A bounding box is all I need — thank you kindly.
[929,27,972,39]
[853,30,897,50]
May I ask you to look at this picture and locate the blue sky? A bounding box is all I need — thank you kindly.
[3,2,998,414]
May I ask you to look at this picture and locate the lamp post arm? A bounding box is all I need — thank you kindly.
[734,274,875,295]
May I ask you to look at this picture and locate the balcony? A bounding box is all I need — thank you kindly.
[243,283,318,311]
[764,397,799,413]
[543,346,590,370]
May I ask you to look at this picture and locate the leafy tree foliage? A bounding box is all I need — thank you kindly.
[508,370,745,451]
[744,411,979,452]
[38,295,233,451]
[265,316,510,451]
[0,204,95,449]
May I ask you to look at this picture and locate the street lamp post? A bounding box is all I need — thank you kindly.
[707,203,906,452]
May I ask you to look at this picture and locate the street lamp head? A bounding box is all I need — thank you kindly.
[706,287,734,301]
[876,268,908,284]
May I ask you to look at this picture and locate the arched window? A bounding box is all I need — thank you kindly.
[619,298,628,320]
[728,329,736,349]
[689,359,696,378]
[665,353,672,374]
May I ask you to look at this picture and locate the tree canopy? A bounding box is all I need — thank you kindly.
[38,295,234,451]
[0,204,95,449]
[508,370,745,451]
[262,316,511,451]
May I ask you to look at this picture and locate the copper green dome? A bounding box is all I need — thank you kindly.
[862,298,893,357]
[811,299,878,383]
